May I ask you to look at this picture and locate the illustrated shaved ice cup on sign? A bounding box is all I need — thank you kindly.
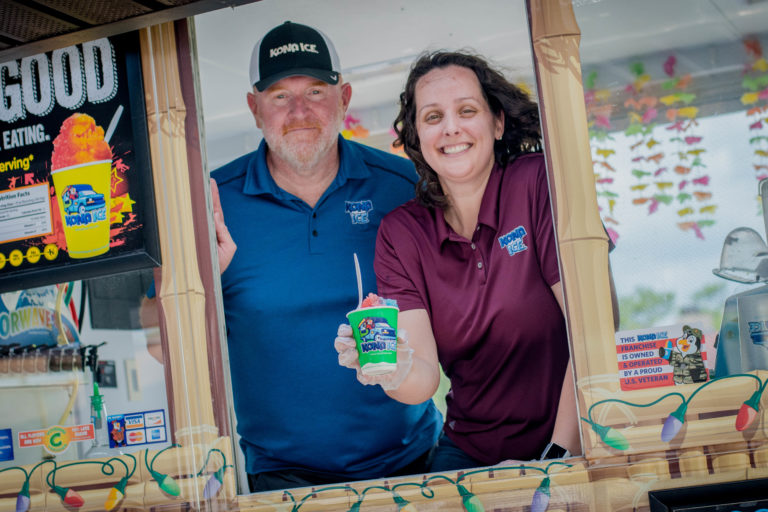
[50,113,115,259]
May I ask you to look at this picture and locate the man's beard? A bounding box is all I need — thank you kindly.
[265,107,344,172]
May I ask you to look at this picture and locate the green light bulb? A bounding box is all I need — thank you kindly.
[591,422,629,451]
[457,484,485,512]
[150,469,180,497]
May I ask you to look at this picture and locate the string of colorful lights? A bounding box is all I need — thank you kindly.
[582,373,768,451]
[0,444,232,511]
[280,461,573,512]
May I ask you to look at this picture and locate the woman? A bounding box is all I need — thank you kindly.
[335,51,579,471]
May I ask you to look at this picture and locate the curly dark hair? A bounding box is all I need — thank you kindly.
[393,51,542,208]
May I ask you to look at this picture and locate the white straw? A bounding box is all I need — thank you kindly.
[104,105,124,143]
[353,253,363,309]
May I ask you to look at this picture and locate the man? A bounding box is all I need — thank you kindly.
[210,21,441,492]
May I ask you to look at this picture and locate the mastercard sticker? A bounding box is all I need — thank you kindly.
[126,430,146,445]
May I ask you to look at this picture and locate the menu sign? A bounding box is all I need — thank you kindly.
[0,32,159,293]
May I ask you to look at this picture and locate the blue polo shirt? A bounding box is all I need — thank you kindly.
[213,136,441,478]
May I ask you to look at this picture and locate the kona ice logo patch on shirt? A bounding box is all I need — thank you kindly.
[345,200,373,224]
[498,226,528,256]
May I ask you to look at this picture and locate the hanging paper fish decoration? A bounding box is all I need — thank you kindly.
[596,148,615,158]
[654,167,668,176]
[662,78,677,90]
[639,96,657,108]
[663,55,676,77]
[656,182,673,190]
[632,197,649,205]
[692,175,710,186]
[698,220,716,228]
[684,136,702,145]
[693,191,712,201]
[632,169,652,179]
[678,106,699,118]
[632,155,644,162]
[603,215,618,225]
[608,199,616,214]
[631,184,649,191]
[677,207,694,216]
[678,221,705,240]
[647,138,660,149]
[677,192,692,202]
[691,157,706,168]
[674,165,691,175]
[585,71,597,90]
[629,112,643,124]
[648,197,660,214]
[743,75,768,92]
[744,38,763,58]
[757,173,768,181]
[634,75,651,90]
[678,180,688,190]
[646,152,664,164]
[747,105,768,116]
[590,130,614,142]
[598,161,616,172]
[687,148,706,156]
[595,89,611,101]
[660,95,678,106]
[595,116,612,129]
[597,190,619,198]
[654,194,674,205]
[699,205,717,214]
[666,120,685,132]
[676,74,692,89]
[669,136,683,143]
[742,92,760,105]
[755,149,768,157]
[630,139,644,150]
[754,58,768,72]
[642,108,658,123]
[596,177,614,184]
[755,164,768,171]
[624,97,641,110]
[625,124,644,136]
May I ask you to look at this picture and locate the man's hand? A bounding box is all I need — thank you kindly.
[335,324,414,391]
[211,178,236,274]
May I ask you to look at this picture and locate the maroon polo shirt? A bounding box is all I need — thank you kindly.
[375,153,568,464]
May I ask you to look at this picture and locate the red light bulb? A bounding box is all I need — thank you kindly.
[735,391,762,431]
[53,485,85,508]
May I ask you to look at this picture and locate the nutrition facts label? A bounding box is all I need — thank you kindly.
[0,183,53,244]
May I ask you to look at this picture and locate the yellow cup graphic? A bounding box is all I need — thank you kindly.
[51,160,111,259]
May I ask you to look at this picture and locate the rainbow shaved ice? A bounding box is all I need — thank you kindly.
[360,293,398,308]
[51,113,112,170]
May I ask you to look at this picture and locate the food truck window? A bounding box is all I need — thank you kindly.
[192,0,565,493]
[574,0,768,383]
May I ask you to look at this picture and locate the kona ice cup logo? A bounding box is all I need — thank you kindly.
[346,303,399,376]
[50,113,112,259]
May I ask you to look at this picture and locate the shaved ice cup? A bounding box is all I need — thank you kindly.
[346,306,399,376]
[51,159,112,259]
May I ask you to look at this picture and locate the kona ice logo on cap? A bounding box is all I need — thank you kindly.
[62,184,106,226]
[498,226,528,256]
[269,42,319,57]
[345,200,373,224]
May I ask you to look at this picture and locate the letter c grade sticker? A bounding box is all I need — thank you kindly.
[43,426,71,454]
